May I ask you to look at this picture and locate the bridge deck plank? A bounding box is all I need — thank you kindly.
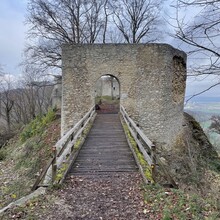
[69,114,138,176]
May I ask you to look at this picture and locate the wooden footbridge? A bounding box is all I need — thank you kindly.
[32,106,177,190]
[69,114,138,176]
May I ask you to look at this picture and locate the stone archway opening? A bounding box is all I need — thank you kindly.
[94,74,120,114]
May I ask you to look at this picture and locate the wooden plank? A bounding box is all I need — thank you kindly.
[59,112,97,184]
[68,114,138,176]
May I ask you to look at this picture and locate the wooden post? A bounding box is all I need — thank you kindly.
[151,144,156,182]
[136,124,140,140]
[52,146,57,184]
[71,144,74,152]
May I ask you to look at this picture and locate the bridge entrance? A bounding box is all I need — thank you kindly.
[95,75,120,114]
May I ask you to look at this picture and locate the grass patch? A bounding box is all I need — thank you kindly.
[0,194,55,220]
[20,109,56,143]
[0,178,33,208]
[143,184,219,219]
[14,138,46,178]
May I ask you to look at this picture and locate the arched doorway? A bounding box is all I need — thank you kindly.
[94,75,120,114]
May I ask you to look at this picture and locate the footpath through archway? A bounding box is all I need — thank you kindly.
[95,75,120,114]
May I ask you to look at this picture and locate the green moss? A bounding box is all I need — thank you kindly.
[121,121,154,182]
[55,163,68,183]
[74,138,82,150]
[74,123,92,151]
[144,167,153,181]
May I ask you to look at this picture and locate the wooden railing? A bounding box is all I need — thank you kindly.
[120,106,177,187]
[32,106,96,190]
[120,106,156,177]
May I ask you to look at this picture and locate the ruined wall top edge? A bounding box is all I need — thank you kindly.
[61,43,186,60]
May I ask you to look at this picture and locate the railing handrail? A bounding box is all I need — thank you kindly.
[120,105,178,188]
[120,106,156,167]
[32,106,96,190]
[120,106,155,150]
[56,106,95,157]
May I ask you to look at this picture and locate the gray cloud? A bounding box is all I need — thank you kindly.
[186,75,220,98]
[0,0,27,74]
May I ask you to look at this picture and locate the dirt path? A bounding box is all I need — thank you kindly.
[41,173,146,220]
[3,173,149,220]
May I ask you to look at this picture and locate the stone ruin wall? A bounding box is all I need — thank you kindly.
[61,44,187,150]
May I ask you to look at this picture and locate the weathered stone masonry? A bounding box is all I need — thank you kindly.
[61,44,186,149]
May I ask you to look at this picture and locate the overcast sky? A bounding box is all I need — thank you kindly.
[0,0,219,100]
[0,0,27,74]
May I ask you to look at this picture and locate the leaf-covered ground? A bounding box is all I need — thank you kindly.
[1,173,219,220]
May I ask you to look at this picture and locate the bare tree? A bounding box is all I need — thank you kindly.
[111,0,164,43]
[0,76,15,132]
[17,66,53,120]
[173,0,220,97]
[25,0,166,70]
[11,88,30,124]
[25,0,108,71]
[0,66,54,132]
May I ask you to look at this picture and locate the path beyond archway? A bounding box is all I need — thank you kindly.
[95,75,120,114]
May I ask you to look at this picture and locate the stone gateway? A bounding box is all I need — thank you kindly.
[61,44,186,149]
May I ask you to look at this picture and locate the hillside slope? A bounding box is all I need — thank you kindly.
[0,110,60,208]
[161,113,220,200]
[0,112,219,219]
